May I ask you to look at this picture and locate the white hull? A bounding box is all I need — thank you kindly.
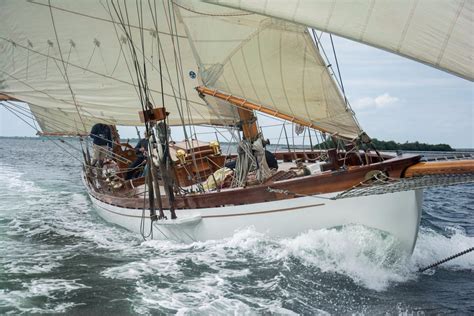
[89,189,423,253]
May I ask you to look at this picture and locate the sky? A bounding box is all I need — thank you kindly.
[1,35,473,148]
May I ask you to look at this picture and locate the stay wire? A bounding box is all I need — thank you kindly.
[2,103,84,164]
[47,0,87,134]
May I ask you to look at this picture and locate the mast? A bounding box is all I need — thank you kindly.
[236,106,259,142]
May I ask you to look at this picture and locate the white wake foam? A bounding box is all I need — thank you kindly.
[0,164,42,194]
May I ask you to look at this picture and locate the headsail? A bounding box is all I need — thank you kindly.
[175,1,361,139]
[0,0,238,135]
[205,0,474,81]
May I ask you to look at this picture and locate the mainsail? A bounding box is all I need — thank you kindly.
[0,0,238,135]
[175,0,361,139]
[205,0,474,81]
[1,0,361,139]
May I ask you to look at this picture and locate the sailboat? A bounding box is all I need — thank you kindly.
[0,0,473,253]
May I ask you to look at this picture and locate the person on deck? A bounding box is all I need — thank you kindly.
[126,138,149,180]
[225,149,278,170]
[90,123,112,167]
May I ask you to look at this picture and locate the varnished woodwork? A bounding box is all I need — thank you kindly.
[0,93,18,101]
[85,154,422,211]
[197,86,348,139]
[138,107,167,123]
[404,160,474,177]
[236,107,259,141]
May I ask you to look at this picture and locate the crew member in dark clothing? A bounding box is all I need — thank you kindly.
[264,150,278,170]
[126,138,149,180]
[90,123,112,167]
[225,150,278,170]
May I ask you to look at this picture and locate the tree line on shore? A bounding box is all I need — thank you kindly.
[314,138,453,151]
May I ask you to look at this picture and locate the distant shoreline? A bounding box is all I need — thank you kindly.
[1,136,472,152]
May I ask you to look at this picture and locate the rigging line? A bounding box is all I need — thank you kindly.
[110,1,141,103]
[169,1,199,140]
[137,0,151,107]
[278,31,296,118]
[329,34,347,103]
[273,123,285,154]
[164,2,186,125]
[266,187,333,200]
[3,102,126,165]
[124,0,155,111]
[169,4,204,184]
[2,103,84,163]
[5,102,74,133]
[103,0,143,101]
[0,45,222,129]
[171,0,252,17]
[27,0,185,38]
[148,0,199,145]
[101,1,179,99]
[165,1,202,181]
[311,31,360,127]
[112,0,150,126]
[47,0,86,133]
[3,101,42,132]
[0,74,117,129]
[9,100,130,163]
[148,0,192,121]
[120,0,145,108]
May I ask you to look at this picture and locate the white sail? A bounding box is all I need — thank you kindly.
[205,0,474,81]
[175,1,361,139]
[0,0,238,134]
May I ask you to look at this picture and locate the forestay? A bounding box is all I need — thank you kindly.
[0,0,238,134]
[175,1,361,139]
[205,0,474,81]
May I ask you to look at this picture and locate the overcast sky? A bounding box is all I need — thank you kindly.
[1,35,472,148]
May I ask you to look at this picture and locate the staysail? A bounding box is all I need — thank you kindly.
[0,0,238,135]
[175,1,361,139]
[205,0,474,81]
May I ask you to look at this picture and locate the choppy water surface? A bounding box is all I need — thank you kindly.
[0,138,473,314]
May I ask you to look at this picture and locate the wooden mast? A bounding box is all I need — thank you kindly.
[236,106,259,141]
[196,86,344,138]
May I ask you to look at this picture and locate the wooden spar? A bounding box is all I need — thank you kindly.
[38,131,89,137]
[404,160,474,178]
[196,86,340,138]
[0,93,19,101]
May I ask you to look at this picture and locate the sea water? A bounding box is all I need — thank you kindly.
[0,138,473,314]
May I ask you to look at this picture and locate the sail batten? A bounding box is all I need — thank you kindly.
[205,0,474,81]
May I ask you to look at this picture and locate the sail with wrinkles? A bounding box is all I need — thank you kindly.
[205,0,474,81]
[0,0,238,135]
[175,1,361,139]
